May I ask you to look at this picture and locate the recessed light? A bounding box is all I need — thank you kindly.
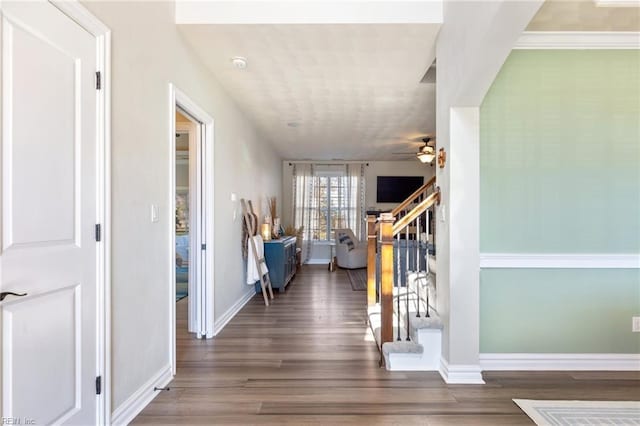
[287,122,299,128]
[231,56,247,69]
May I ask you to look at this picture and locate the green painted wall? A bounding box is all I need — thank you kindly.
[480,50,640,353]
[480,269,640,353]
[481,50,640,253]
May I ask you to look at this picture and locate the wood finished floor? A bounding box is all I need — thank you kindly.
[133,266,640,425]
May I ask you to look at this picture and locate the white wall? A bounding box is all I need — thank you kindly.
[81,1,281,413]
[281,161,434,262]
[434,1,541,381]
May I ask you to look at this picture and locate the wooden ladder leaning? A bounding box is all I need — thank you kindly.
[241,199,275,306]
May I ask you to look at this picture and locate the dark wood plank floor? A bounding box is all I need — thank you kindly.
[133,266,640,425]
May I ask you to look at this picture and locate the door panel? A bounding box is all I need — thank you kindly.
[0,1,98,424]
[3,286,80,424]
[4,19,79,249]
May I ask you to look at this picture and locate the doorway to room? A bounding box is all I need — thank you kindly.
[169,85,215,374]
[175,114,193,323]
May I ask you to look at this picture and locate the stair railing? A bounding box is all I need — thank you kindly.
[391,176,436,219]
[367,187,440,360]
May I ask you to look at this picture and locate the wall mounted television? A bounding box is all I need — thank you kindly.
[376,176,424,203]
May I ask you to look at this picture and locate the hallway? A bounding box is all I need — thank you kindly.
[133,266,640,425]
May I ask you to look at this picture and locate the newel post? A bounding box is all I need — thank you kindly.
[379,213,395,348]
[366,215,377,307]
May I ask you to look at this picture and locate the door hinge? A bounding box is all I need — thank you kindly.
[201,243,206,250]
[96,71,102,90]
[95,224,102,242]
[96,376,102,395]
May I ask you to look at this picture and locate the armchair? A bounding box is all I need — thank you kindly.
[334,228,367,269]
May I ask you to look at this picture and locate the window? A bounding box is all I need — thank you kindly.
[293,163,365,246]
[308,174,355,241]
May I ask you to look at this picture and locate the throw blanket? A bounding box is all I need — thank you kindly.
[246,235,268,284]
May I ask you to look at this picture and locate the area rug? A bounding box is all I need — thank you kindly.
[346,268,367,291]
[514,399,640,425]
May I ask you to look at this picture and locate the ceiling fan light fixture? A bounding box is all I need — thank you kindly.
[417,151,435,163]
[416,142,435,163]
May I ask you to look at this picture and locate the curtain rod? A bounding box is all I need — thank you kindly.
[287,161,370,166]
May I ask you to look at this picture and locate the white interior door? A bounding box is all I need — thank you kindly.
[176,121,199,334]
[178,118,207,338]
[0,1,99,424]
[195,122,207,338]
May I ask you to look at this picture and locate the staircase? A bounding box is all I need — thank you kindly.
[366,177,442,370]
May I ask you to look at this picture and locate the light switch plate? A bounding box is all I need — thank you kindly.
[150,204,159,223]
[633,316,640,332]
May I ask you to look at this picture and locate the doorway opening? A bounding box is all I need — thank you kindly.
[169,85,215,374]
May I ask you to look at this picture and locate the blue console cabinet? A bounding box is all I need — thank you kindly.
[254,236,297,293]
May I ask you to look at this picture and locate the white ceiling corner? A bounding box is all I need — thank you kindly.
[177,2,442,160]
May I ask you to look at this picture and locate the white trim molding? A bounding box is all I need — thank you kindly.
[480,353,640,371]
[168,84,216,375]
[514,31,640,49]
[111,365,173,426]
[439,357,485,384]
[213,290,255,336]
[595,0,640,7]
[50,2,112,423]
[480,253,640,269]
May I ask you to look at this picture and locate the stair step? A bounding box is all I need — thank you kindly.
[410,314,443,331]
[382,341,423,356]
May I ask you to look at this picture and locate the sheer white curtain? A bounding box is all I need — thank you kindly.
[292,163,366,263]
[345,163,366,241]
[292,163,320,262]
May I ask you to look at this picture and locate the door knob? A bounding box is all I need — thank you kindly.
[0,292,27,301]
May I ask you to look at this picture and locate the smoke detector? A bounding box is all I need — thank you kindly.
[231,56,247,69]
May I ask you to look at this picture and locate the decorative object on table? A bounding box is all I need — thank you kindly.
[272,217,281,239]
[267,196,277,221]
[513,399,640,425]
[241,199,274,306]
[261,223,272,241]
[284,225,304,249]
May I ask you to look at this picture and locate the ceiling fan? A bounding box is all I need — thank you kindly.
[416,137,436,163]
[391,136,436,163]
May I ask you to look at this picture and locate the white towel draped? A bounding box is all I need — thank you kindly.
[246,235,268,285]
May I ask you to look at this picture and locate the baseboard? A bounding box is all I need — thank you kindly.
[439,357,485,384]
[480,353,640,371]
[111,365,172,426]
[305,259,330,265]
[213,290,254,336]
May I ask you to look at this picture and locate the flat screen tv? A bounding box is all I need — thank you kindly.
[376,176,424,203]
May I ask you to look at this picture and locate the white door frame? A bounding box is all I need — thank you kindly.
[168,84,215,374]
[42,1,111,423]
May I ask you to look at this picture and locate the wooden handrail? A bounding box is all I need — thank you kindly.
[379,213,395,358]
[366,215,377,307]
[392,189,439,236]
[391,175,436,217]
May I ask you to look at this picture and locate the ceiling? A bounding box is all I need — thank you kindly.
[179,24,439,160]
[527,0,640,31]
